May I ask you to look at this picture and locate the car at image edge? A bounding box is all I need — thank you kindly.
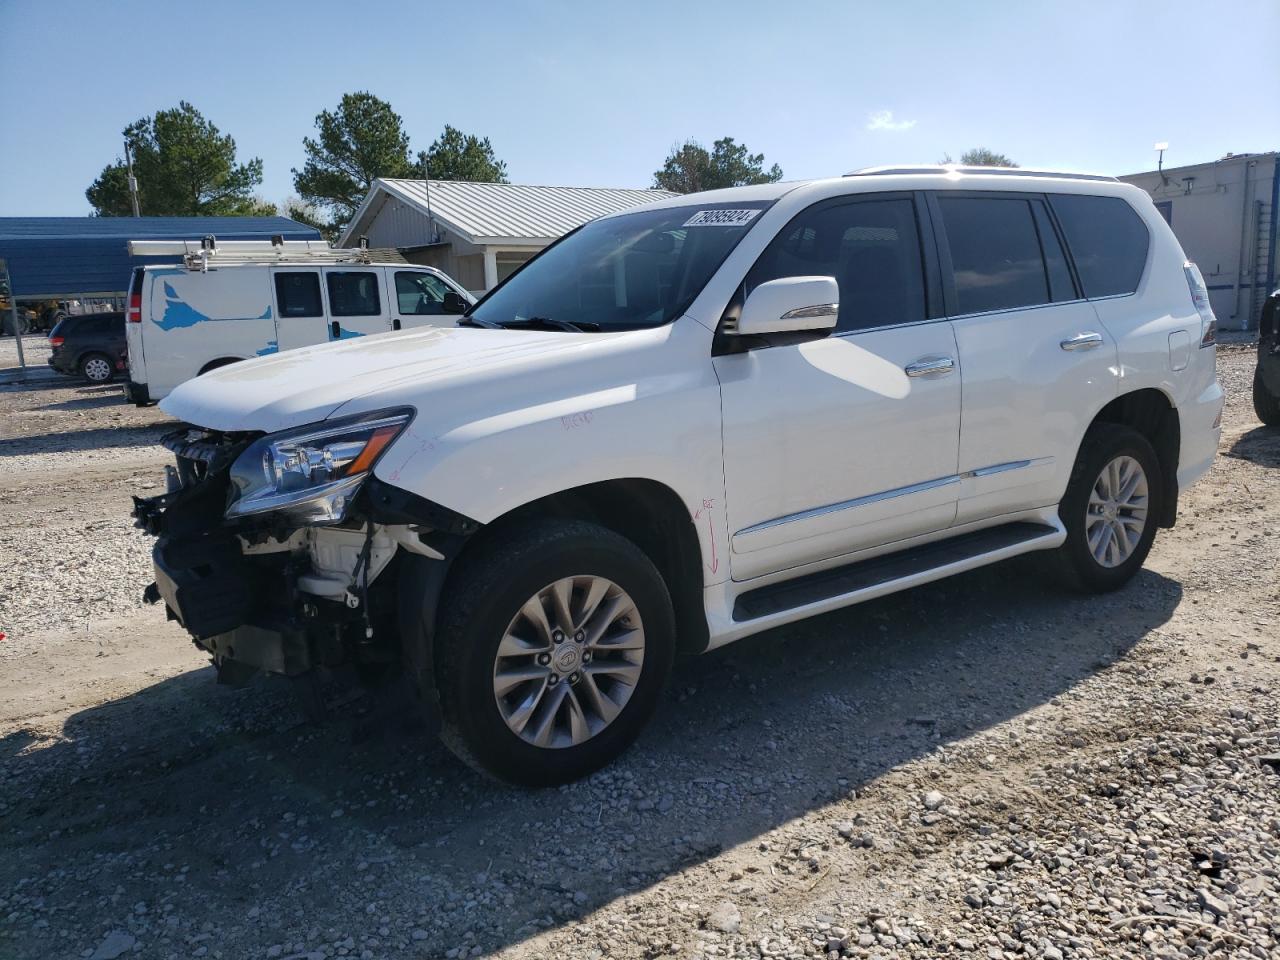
[47,311,127,383]
[131,165,1225,786]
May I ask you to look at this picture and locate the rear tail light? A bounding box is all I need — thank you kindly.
[48,335,64,347]
[1184,262,1216,348]
[128,292,142,323]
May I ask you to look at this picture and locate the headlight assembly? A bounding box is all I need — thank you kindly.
[226,410,412,523]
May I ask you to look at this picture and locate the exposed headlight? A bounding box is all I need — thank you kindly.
[226,410,412,523]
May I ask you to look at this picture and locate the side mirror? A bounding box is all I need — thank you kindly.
[735,276,839,337]
[442,290,469,315]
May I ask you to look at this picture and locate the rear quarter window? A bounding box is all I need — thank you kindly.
[1049,195,1150,298]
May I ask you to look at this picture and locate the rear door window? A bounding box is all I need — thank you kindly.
[936,196,1049,315]
[274,272,323,317]
[1030,200,1077,302]
[746,196,927,333]
[326,271,381,316]
[1048,194,1150,298]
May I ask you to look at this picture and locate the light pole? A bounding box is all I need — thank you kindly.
[124,139,141,217]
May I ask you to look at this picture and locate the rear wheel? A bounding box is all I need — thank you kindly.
[1254,367,1280,427]
[434,519,675,786]
[1050,423,1162,592]
[79,352,114,383]
[198,357,240,376]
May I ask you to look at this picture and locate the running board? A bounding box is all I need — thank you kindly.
[732,521,1061,622]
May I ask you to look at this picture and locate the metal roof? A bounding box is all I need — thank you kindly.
[0,217,322,298]
[339,180,678,248]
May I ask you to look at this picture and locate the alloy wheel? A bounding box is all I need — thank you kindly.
[492,575,645,749]
[1085,454,1149,568]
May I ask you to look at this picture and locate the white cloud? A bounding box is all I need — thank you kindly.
[866,110,916,132]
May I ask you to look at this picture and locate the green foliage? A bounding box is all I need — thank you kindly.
[291,92,415,235]
[86,101,265,216]
[419,125,508,183]
[653,137,783,194]
[944,147,1019,168]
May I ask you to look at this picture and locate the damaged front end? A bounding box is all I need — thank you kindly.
[133,411,476,688]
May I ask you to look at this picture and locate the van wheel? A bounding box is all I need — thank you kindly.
[1254,368,1280,426]
[198,357,240,376]
[1049,423,1162,592]
[79,352,114,383]
[434,519,675,786]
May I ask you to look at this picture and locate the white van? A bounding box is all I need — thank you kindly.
[122,239,473,403]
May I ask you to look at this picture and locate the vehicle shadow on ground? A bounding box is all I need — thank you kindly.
[0,422,172,456]
[0,562,1183,957]
[35,386,130,413]
[1226,425,1280,467]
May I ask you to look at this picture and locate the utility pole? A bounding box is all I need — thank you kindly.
[124,139,141,217]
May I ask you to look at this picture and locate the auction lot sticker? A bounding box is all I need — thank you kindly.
[683,209,762,227]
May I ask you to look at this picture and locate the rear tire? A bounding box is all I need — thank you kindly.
[79,352,114,383]
[1049,423,1162,593]
[198,357,240,376]
[434,518,675,786]
[1254,367,1280,427]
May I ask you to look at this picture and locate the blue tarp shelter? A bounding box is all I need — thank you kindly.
[0,217,322,300]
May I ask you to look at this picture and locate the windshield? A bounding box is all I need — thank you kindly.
[468,201,774,331]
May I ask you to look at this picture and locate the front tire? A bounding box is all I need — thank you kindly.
[1254,367,1280,427]
[434,519,675,786]
[1050,423,1162,592]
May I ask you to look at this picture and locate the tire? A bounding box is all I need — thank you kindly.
[198,357,240,376]
[1049,423,1163,593]
[79,352,115,383]
[2,313,29,336]
[434,518,675,786]
[1253,367,1280,427]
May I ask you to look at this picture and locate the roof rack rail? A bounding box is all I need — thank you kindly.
[844,164,1119,183]
[127,236,374,272]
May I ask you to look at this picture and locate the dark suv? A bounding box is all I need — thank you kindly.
[48,312,127,383]
[1256,289,1280,427]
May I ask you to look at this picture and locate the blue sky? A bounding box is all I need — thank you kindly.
[1,0,1277,216]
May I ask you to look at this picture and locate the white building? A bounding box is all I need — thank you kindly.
[1119,151,1277,330]
[337,179,677,294]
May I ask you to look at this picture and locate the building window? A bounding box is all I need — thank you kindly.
[1155,200,1173,226]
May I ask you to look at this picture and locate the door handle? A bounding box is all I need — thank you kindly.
[1060,331,1103,351]
[392,317,402,331]
[330,320,340,339]
[904,355,955,378]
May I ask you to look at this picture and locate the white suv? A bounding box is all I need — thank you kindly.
[134,166,1223,785]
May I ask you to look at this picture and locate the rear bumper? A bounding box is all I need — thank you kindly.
[1177,378,1224,490]
[47,354,75,375]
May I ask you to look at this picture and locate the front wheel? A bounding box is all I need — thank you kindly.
[1050,423,1163,592]
[434,519,675,786]
[1254,367,1280,427]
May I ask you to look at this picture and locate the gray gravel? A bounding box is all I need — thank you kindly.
[1,344,1277,960]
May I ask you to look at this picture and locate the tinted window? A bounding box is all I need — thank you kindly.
[938,196,1049,315]
[746,197,926,332]
[326,272,381,317]
[395,271,452,315]
[1049,195,1150,298]
[90,314,122,334]
[274,272,323,318]
[1030,200,1076,302]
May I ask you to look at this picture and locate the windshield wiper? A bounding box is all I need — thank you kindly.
[456,315,500,328]
[500,316,600,333]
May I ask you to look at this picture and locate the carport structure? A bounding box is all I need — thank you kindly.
[0,217,321,374]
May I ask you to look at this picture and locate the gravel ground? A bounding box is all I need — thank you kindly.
[1,345,1277,960]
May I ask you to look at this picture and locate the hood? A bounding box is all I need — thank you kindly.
[159,326,638,433]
